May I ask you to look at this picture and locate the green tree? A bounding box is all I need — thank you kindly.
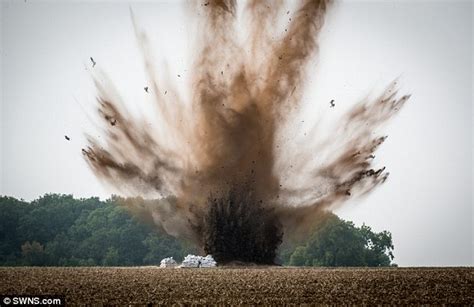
[21,241,46,266]
[44,232,73,265]
[360,224,394,266]
[103,247,120,266]
[289,246,307,266]
[0,197,31,264]
[288,214,394,267]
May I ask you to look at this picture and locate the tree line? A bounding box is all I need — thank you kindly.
[0,194,195,266]
[0,194,395,266]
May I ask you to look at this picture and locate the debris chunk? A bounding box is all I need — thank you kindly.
[90,57,96,67]
[144,86,149,93]
[64,135,70,141]
[330,99,335,108]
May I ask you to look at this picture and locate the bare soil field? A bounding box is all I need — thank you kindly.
[0,267,472,305]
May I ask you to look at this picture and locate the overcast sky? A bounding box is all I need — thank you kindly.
[1,0,472,266]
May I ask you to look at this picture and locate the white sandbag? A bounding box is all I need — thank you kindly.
[200,255,217,268]
[179,254,217,268]
[160,257,177,268]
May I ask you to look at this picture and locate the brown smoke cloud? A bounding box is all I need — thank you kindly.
[82,0,409,260]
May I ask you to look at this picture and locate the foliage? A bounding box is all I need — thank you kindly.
[285,213,395,267]
[0,195,194,266]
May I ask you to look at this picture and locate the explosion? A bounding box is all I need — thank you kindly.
[82,0,409,264]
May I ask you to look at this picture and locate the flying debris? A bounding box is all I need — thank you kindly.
[345,190,351,196]
[290,86,297,96]
[111,119,117,126]
[368,154,375,159]
[177,74,181,78]
[144,86,149,93]
[352,151,361,157]
[164,90,167,95]
[64,135,70,141]
[90,57,96,67]
[366,169,375,176]
[329,99,335,107]
[204,2,209,6]
[375,167,386,176]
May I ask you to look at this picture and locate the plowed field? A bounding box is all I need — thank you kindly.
[0,267,472,304]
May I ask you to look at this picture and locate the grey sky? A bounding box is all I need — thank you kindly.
[1,0,472,266]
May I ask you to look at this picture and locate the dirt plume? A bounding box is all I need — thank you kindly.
[83,0,409,263]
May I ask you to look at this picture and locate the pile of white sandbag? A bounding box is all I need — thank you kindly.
[200,255,217,268]
[159,257,177,268]
[179,254,217,268]
[179,255,202,268]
